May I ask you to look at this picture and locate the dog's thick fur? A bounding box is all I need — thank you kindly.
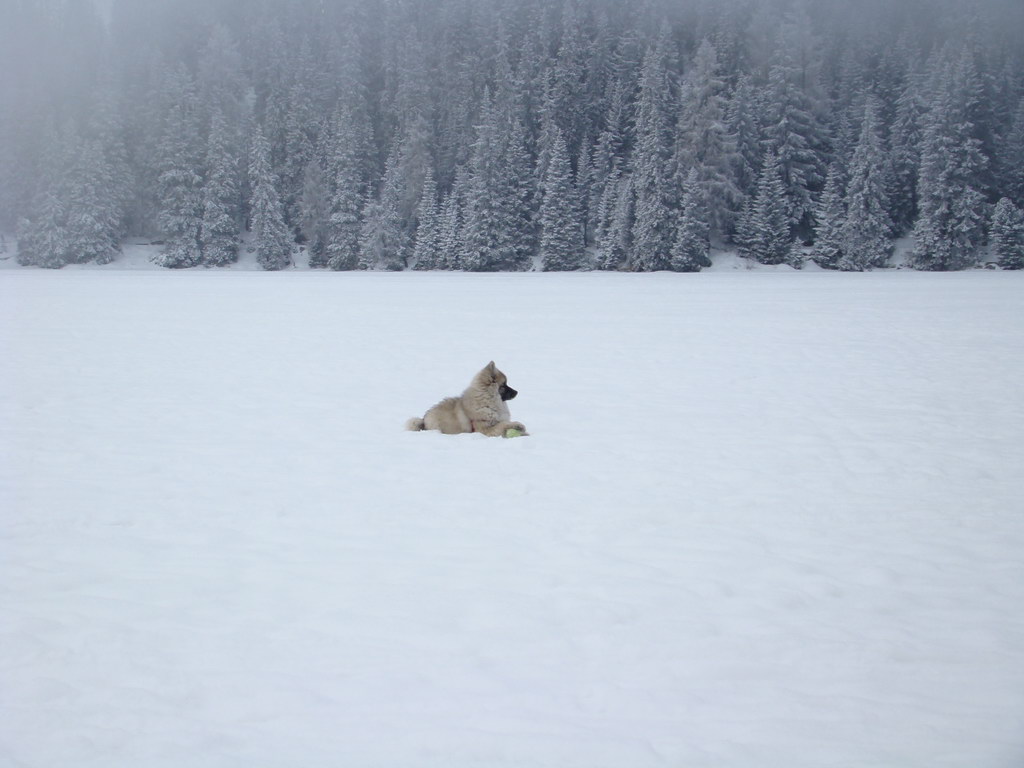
[405,362,528,437]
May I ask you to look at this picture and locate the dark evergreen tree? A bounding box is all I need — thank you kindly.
[249,124,293,271]
[911,52,988,271]
[840,100,893,271]
[462,89,530,272]
[154,66,204,268]
[499,112,539,269]
[360,145,409,271]
[992,197,1024,270]
[325,106,365,271]
[86,73,132,247]
[298,156,330,268]
[65,138,122,266]
[382,111,434,265]
[630,37,676,272]
[589,74,632,241]
[282,39,321,230]
[670,168,711,272]
[763,13,827,237]
[15,122,121,268]
[724,73,763,228]
[888,70,928,235]
[811,164,846,269]
[737,151,796,266]
[675,40,741,238]
[548,0,591,164]
[540,130,584,271]
[998,99,1024,208]
[412,169,442,270]
[200,109,241,267]
[17,190,70,269]
[595,171,633,271]
[437,187,464,271]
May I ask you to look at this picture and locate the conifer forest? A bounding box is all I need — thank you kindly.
[3,0,1024,271]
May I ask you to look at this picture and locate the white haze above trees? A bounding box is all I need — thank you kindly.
[2,0,1023,271]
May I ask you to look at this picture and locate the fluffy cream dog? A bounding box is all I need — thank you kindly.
[405,362,528,437]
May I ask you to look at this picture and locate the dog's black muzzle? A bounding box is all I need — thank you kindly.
[499,384,517,401]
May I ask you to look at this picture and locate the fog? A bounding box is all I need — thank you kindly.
[1,0,1022,270]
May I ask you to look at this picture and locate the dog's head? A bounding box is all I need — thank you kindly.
[479,361,518,401]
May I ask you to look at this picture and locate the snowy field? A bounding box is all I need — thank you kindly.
[2,267,1024,767]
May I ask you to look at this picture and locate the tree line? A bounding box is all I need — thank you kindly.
[3,0,1024,271]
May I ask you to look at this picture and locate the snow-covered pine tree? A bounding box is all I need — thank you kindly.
[437,188,463,271]
[910,51,988,271]
[254,31,294,224]
[86,72,131,249]
[547,1,590,166]
[593,165,619,267]
[724,73,763,228]
[14,123,71,267]
[249,124,293,270]
[462,90,507,272]
[589,75,632,242]
[298,156,330,268]
[20,122,122,268]
[997,99,1024,208]
[839,99,894,271]
[675,40,741,239]
[670,168,711,272]
[154,66,204,268]
[358,200,385,270]
[17,189,69,268]
[383,112,433,266]
[811,164,845,269]
[828,42,866,160]
[326,181,362,271]
[763,12,827,238]
[498,112,538,270]
[888,70,928,235]
[412,169,441,270]
[596,171,633,271]
[540,129,584,271]
[991,197,1024,270]
[359,147,406,271]
[738,151,796,266]
[281,42,320,231]
[630,37,676,272]
[332,22,376,195]
[325,105,365,271]
[575,142,595,246]
[480,76,538,271]
[956,45,1000,203]
[535,74,561,203]
[120,63,166,237]
[200,108,241,267]
[436,166,472,270]
[64,137,121,265]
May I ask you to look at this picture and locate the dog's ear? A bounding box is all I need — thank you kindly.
[479,361,498,385]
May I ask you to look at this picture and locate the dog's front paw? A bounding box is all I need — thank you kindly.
[508,422,528,435]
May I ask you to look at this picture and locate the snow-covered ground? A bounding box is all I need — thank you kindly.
[2,268,1023,767]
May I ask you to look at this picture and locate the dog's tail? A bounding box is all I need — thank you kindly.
[405,417,425,431]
